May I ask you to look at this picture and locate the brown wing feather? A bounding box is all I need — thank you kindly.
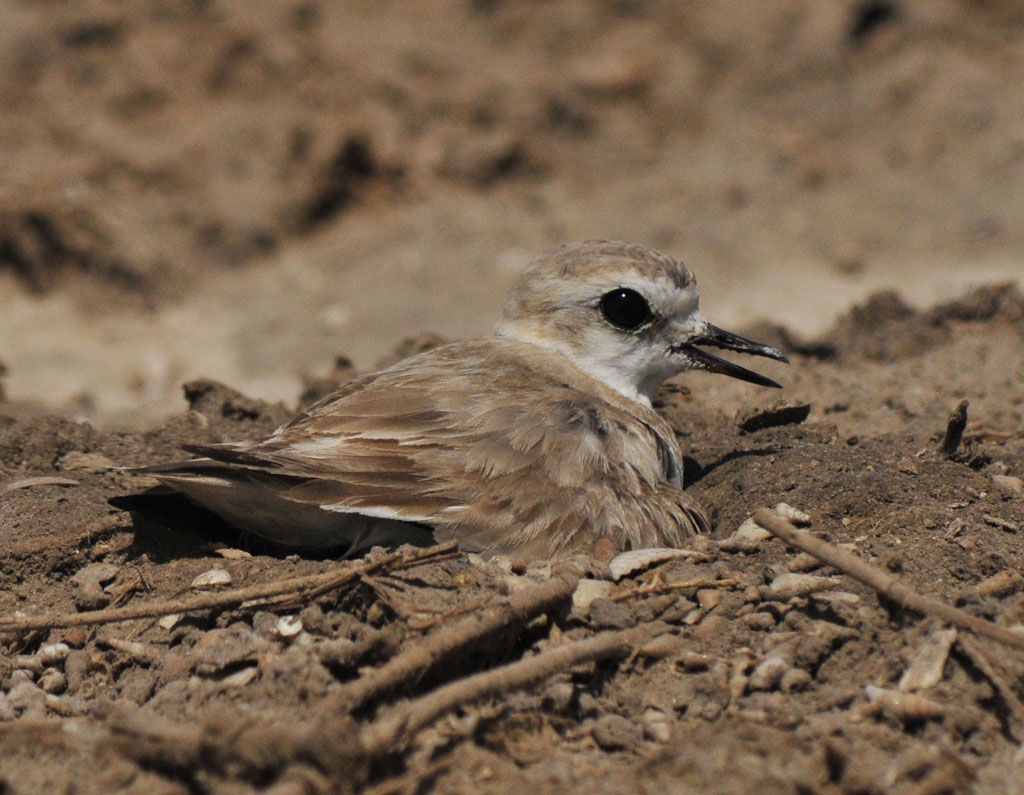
[193,339,708,557]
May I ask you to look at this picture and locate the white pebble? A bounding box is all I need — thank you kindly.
[191,568,232,588]
[275,615,303,637]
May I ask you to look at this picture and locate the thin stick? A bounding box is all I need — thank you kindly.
[333,564,583,712]
[958,634,1024,740]
[0,542,458,633]
[612,577,741,602]
[940,399,969,457]
[359,624,652,754]
[753,509,1024,651]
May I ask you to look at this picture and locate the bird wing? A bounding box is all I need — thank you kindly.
[181,340,708,557]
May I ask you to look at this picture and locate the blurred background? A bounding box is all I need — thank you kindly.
[1,0,1021,426]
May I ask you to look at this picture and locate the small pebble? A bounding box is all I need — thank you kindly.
[64,650,90,692]
[864,685,945,721]
[898,629,957,692]
[191,568,232,588]
[592,714,641,750]
[748,657,791,691]
[38,669,67,695]
[157,614,182,631]
[7,681,46,714]
[760,573,842,601]
[215,548,252,560]
[976,569,1023,598]
[641,707,673,743]
[991,474,1023,495]
[275,615,303,637]
[56,451,115,472]
[572,579,615,618]
[786,553,821,573]
[220,666,259,687]
[696,588,722,612]
[773,503,811,525]
[780,668,812,692]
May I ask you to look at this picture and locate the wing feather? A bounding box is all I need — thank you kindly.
[151,339,707,556]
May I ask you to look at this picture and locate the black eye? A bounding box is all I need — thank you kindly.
[599,288,652,330]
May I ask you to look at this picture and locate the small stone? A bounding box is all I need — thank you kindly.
[118,668,157,705]
[72,562,120,610]
[572,579,615,618]
[864,685,945,721]
[191,568,232,588]
[741,612,777,631]
[71,562,119,586]
[748,657,791,691]
[760,573,842,601]
[220,666,259,687]
[898,629,956,692]
[193,624,270,674]
[773,503,812,525]
[56,451,115,472]
[641,707,673,743]
[780,668,812,692]
[542,680,575,712]
[158,651,190,685]
[588,599,633,629]
[897,458,919,475]
[157,614,182,631]
[696,589,722,613]
[991,474,1023,495]
[690,614,729,640]
[64,650,89,692]
[63,628,89,648]
[38,669,67,695]
[275,615,303,637]
[786,553,821,573]
[975,569,1023,598]
[592,714,641,750]
[7,681,46,714]
[38,643,71,666]
[215,547,252,560]
[251,611,279,637]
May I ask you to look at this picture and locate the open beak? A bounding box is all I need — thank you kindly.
[676,324,789,388]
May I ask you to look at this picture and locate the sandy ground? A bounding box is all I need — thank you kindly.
[2,1,1024,793]
[2,0,1023,426]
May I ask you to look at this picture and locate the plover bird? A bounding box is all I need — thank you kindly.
[141,241,787,560]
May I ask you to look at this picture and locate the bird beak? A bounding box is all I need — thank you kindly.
[676,324,789,388]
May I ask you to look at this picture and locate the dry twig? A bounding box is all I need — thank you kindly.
[753,510,1024,652]
[331,563,584,712]
[611,576,742,602]
[358,623,653,754]
[939,399,969,457]
[0,543,458,634]
[957,633,1024,740]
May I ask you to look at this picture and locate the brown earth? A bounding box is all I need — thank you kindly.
[1,288,1023,794]
[2,1,1024,793]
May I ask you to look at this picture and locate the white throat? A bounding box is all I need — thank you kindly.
[495,320,673,408]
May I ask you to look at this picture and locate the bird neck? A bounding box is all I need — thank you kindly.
[495,320,663,408]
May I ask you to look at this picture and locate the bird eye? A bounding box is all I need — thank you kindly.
[599,288,652,330]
